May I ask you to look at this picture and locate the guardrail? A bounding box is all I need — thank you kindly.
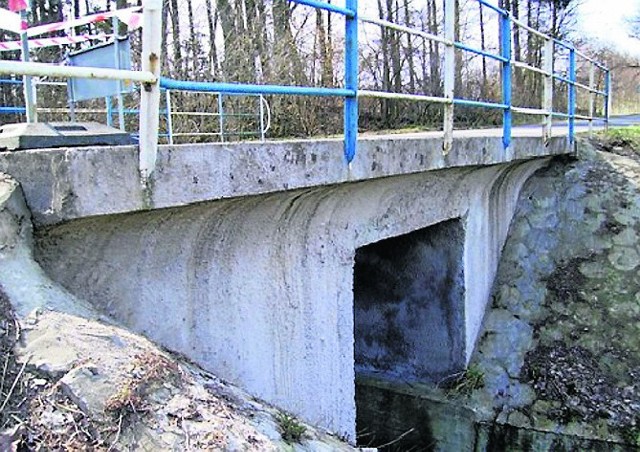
[0,79,271,143]
[0,0,610,181]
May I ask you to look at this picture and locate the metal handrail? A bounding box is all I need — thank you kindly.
[0,0,610,177]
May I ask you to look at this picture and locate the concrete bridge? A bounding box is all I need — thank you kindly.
[0,129,571,439]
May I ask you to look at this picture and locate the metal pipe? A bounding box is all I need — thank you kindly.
[543,38,554,143]
[344,0,358,163]
[165,89,174,145]
[106,96,113,127]
[259,94,265,141]
[588,62,595,136]
[443,0,455,154]
[0,61,157,83]
[20,9,37,123]
[359,15,450,46]
[160,77,354,97]
[218,93,224,143]
[359,90,451,104]
[605,70,611,131]
[476,0,506,16]
[512,60,550,77]
[113,16,125,131]
[501,12,512,150]
[138,0,163,180]
[454,98,509,109]
[455,42,508,63]
[288,0,355,17]
[568,48,576,143]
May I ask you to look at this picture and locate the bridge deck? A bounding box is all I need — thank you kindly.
[0,130,574,226]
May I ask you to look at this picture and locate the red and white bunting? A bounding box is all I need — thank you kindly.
[0,34,111,53]
[27,6,143,37]
[8,0,28,12]
[0,8,23,34]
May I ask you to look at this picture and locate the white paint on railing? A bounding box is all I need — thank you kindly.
[543,39,554,144]
[589,63,595,137]
[443,0,455,154]
[0,61,156,83]
[138,0,163,182]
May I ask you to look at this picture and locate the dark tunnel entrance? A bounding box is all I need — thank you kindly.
[353,218,466,448]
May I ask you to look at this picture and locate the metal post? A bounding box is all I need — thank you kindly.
[113,16,125,131]
[588,62,595,137]
[500,10,512,151]
[568,47,576,144]
[605,70,611,131]
[67,79,77,122]
[344,0,358,164]
[165,89,174,145]
[138,0,163,181]
[106,96,113,127]
[20,9,37,123]
[542,38,553,144]
[443,0,455,154]
[259,94,265,141]
[218,93,224,142]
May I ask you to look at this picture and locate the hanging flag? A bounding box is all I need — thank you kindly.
[7,0,28,12]
[0,8,22,33]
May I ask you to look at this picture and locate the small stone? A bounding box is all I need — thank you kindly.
[608,247,640,271]
[31,378,48,388]
[507,410,531,428]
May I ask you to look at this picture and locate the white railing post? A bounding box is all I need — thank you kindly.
[138,0,163,181]
[165,89,174,145]
[542,38,553,144]
[20,9,37,123]
[443,0,455,154]
[588,61,595,137]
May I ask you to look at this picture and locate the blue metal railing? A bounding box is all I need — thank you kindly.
[0,79,271,143]
[1,0,611,164]
[155,0,609,162]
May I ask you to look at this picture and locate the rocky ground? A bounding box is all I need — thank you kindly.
[466,133,640,448]
[0,299,359,451]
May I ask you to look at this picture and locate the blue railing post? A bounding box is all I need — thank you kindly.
[568,47,576,143]
[106,96,113,127]
[604,69,611,131]
[500,10,512,151]
[344,0,358,164]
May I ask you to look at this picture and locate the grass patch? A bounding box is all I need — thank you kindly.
[275,412,307,444]
[440,365,485,397]
[596,126,640,151]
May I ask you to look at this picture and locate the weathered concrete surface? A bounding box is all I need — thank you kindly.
[29,154,547,438]
[0,133,571,438]
[0,133,570,226]
[0,174,96,318]
[355,140,640,450]
[0,173,358,451]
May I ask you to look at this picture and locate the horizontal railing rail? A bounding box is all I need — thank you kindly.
[0,78,270,144]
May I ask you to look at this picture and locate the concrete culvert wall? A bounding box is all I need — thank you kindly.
[29,158,546,439]
[354,219,465,382]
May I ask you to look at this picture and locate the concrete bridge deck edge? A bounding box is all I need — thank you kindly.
[0,133,571,226]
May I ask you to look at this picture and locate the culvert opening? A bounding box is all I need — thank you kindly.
[353,218,466,449]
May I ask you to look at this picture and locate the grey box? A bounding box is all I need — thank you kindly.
[0,122,134,151]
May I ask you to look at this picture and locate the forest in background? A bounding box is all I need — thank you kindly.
[0,0,636,140]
